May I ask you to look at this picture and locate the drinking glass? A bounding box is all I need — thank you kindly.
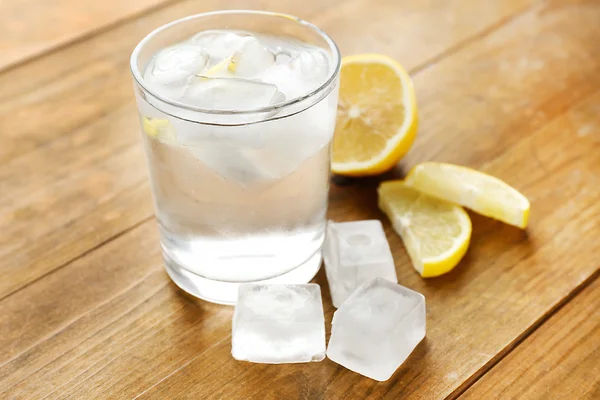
[130,11,341,304]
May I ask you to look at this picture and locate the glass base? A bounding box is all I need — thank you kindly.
[164,251,322,305]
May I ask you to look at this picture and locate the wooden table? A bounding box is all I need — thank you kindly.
[1,0,599,398]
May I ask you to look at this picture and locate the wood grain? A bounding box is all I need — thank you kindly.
[0,0,170,72]
[0,0,532,298]
[102,88,600,399]
[1,0,599,398]
[0,186,361,399]
[461,277,600,400]
[312,0,532,68]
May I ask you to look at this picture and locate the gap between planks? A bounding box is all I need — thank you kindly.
[0,0,187,75]
[409,0,535,75]
[450,268,600,400]
[0,208,153,303]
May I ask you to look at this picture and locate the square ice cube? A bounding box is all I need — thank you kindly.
[143,44,209,98]
[189,30,250,61]
[324,220,398,308]
[232,283,326,364]
[229,37,275,77]
[326,278,426,381]
[183,77,283,111]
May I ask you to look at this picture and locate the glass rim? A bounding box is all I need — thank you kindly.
[130,10,341,116]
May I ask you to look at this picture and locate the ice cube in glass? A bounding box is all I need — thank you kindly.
[183,77,284,110]
[143,44,208,98]
[229,36,276,77]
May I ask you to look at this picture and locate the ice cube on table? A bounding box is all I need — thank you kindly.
[183,77,285,111]
[232,283,326,364]
[326,278,426,381]
[324,220,398,308]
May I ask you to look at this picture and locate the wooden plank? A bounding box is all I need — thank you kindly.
[0,186,360,399]
[0,0,170,72]
[1,0,598,396]
[461,277,600,400]
[0,105,153,299]
[0,105,151,297]
[0,0,531,298]
[403,0,600,169]
[313,0,531,69]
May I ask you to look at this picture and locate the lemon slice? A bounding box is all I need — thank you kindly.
[378,181,471,278]
[405,162,530,228]
[201,57,236,77]
[332,54,418,176]
[201,38,271,77]
[141,117,176,141]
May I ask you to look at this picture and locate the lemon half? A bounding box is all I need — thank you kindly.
[332,54,418,176]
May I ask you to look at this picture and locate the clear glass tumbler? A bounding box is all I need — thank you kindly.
[130,11,341,304]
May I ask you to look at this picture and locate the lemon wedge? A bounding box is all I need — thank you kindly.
[378,181,471,277]
[332,54,418,176]
[405,162,530,228]
[201,57,235,77]
[141,117,175,141]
